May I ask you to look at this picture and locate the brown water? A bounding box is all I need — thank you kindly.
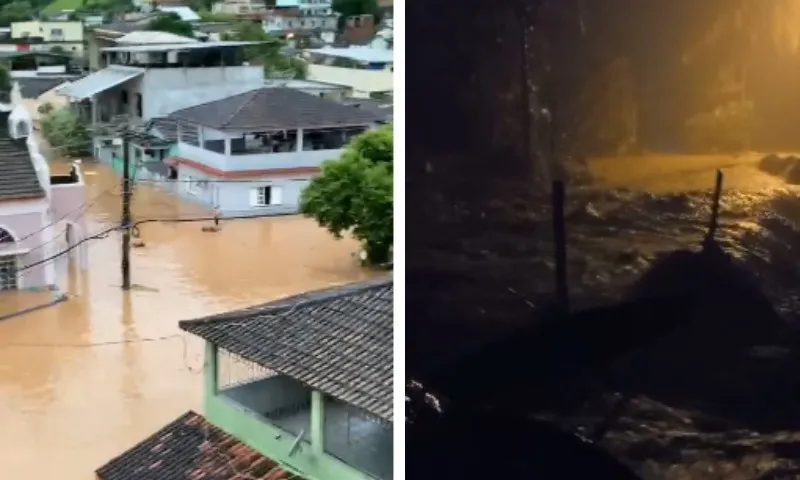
[0,161,376,479]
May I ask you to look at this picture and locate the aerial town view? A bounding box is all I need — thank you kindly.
[0,0,394,478]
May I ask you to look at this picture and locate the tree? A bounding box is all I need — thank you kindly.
[41,107,90,157]
[0,65,10,93]
[0,1,33,26]
[332,0,380,28]
[148,12,195,38]
[223,22,308,80]
[300,125,393,265]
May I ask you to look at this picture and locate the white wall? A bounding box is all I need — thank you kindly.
[141,66,265,119]
[307,64,393,98]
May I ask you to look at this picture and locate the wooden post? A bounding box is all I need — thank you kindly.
[704,169,724,246]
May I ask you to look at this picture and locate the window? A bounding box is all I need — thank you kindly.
[50,28,64,36]
[14,120,29,138]
[135,93,142,117]
[251,186,283,207]
[120,90,128,105]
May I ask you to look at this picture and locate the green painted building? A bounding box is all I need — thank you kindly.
[96,279,394,480]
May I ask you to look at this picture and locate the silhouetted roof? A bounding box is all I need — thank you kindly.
[179,278,394,420]
[16,77,74,99]
[95,410,303,480]
[0,110,43,201]
[167,87,380,132]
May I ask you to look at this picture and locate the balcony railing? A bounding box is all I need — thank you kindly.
[323,397,393,479]
[208,348,393,480]
[176,143,341,172]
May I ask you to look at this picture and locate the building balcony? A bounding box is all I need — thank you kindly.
[175,142,342,173]
[205,347,392,480]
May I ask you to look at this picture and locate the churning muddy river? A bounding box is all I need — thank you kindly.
[0,161,376,479]
[407,153,800,479]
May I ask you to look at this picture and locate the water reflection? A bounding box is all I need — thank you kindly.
[0,161,377,479]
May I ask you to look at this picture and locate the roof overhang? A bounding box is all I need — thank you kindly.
[57,67,145,100]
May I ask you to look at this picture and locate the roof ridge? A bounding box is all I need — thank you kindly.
[168,87,263,120]
[178,277,392,328]
[221,88,265,129]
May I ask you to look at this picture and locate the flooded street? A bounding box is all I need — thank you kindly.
[0,161,376,479]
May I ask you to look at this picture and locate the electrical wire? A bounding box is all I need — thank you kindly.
[16,212,295,274]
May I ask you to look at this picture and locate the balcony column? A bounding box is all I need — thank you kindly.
[204,342,218,396]
[310,390,325,455]
[296,128,304,152]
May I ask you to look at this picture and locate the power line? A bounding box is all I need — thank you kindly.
[0,334,183,348]
[17,212,295,274]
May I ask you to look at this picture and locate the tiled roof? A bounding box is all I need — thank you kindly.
[179,278,394,420]
[16,77,75,99]
[167,87,381,132]
[0,110,44,201]
[96,410,303,480]
[146,117,179,141]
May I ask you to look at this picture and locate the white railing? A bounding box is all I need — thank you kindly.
[176,143,341,172]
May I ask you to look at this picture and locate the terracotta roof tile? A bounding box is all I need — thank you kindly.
[96,411,303,480]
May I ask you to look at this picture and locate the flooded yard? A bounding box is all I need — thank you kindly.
[0,161,376,479]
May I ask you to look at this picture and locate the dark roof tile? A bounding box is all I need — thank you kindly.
[96,411,303,480]
[167,87,381,132]
[179,278,394,420]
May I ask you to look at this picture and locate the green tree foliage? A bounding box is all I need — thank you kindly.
[332,0,380,28]
[223,22,308,79]
[0,65,11,94]
[41,107,90,157]
[148,12,195,38]
[0,1,33,26]
[300,125,393,265]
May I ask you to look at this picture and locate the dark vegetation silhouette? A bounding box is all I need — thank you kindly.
[407,0,800,478]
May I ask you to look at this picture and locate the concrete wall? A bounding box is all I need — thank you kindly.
[12,21,83,42]
[204,342,374,480]
[49,165,87,269]
[175,162,311,215]
[307,65,393,98]
[176,142,340,171]
[222,376,311,416]
[0,198,55,289]
[140,67,265,119]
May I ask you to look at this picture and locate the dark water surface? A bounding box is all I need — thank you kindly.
[407,156,800,479]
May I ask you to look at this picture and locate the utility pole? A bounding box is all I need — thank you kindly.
[121,131,132,290]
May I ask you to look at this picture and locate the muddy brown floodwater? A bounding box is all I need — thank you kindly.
[0,160,377,479]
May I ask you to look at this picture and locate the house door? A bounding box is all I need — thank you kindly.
[0,255,18,290]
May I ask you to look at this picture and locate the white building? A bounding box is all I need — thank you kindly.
[162,87,380,215]
[56,41,267,167]
[276,0,333,15]
[304,46,393,98]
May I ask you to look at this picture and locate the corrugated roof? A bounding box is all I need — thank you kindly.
[96,410,304,480]
[101,40,263,53]
[179,278,394,421]
[167,87,381,131]
[57,66,144,100]
[305,46,393,63]
[115,30,198,44]
[157,6,201,22]
[0,110,44,201]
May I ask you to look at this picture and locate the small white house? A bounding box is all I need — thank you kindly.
[162,87,380,215]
